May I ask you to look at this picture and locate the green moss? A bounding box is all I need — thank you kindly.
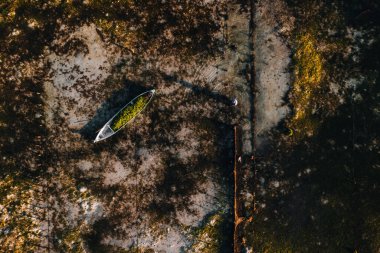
[111,95,149,131]
[55,227,87,253]
[288,33,323,139]
[294,34,323,84]
[189,213,225,253]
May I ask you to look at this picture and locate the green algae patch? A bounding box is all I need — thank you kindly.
[110,95,150,131]
[288,33,323,139]
[189,213,225,253]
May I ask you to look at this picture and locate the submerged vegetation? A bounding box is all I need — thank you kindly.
[54,227,87,253]
[0,0,231,252]
[0,175,42,252]
[0,0,222,61]
[249,0,380,252]
[285,0,349,141]
[87,0,223,58]
[0,0,378,252]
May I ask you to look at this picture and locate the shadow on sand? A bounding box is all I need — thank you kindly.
[162,73,234,106]
[79,80,153,141]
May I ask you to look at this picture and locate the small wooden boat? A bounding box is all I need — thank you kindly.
[94,89,155,143]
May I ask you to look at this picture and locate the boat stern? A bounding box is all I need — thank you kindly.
[94,125,115,143]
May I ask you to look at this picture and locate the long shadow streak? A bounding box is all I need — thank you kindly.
[161,73,234,106]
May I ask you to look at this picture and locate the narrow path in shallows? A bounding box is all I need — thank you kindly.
[230,0,257,252]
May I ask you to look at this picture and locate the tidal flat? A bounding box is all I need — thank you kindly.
[0,0,379,252]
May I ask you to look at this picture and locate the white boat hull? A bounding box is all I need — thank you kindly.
[94,89,155,143]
